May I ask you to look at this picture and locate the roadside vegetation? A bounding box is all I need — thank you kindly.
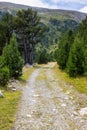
[55,17,87,77]
[0,90,21,130]
[54,63,87,94]
[0,66,35,130]
[20,67,35,85]
[36,63,87,94]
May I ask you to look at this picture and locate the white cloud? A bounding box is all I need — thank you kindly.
[0,0,58,9]
[51,0,60,3]
[0,0,47,7]
[51,0,87,4]
[79,6,87,13]
[0,0,87,12]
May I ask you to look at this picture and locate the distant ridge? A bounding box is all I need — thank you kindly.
[0,2,87,46]
[0,2,87,22]
[0,2,87,13]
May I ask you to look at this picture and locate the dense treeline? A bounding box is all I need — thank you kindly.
[37,17,79,64]
[0,13,13,55]
[55,30,74,69]
[0,8,87,86]
[34,43,57,64]
[0,9,80,65]
[0,8,44,85]
[55,17,87,77]
[13,9,45,65]
[0,9,44,65]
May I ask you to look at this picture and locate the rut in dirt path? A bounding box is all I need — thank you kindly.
[14,69,41,130]
[14,67,87,130]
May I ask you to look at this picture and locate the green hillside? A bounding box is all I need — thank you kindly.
[0,2,87,45]
[0,2,87,62]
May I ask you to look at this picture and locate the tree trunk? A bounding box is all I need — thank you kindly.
[24,42,28,64]
[29,44,34,65]
[29,50,33,65]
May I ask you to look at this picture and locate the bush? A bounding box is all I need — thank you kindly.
[38,49,48,64]
[0,56,5,68]
[2,34,24,78]
[0,67,10,85]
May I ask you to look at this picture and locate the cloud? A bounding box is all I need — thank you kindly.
[51,0,87,4]
[0,0,58,9]
[48,0,84,10]
[0,0,87,13]
[80,6,87,13]
[1,0,48,7]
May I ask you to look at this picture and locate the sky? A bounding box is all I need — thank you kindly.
[0,0,87,13]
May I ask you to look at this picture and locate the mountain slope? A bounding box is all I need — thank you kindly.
[0,2,87,46]
[0,2,86,22]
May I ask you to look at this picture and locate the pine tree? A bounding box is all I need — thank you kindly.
[67,37,84,77]
[2,34,24,77]
[13,8,44,65]
[56,30,74,69]
[84,47,87,75]
[67,17,87,77]
[0,13,13,54]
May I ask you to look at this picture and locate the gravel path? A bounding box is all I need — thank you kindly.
[14,66,87,130]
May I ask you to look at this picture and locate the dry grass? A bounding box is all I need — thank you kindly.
[36,69,46,81]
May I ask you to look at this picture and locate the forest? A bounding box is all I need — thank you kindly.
[0,8,87,85]
[0,8,45,84]
[55,17,87,77]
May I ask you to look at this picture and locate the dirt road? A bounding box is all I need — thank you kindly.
[14,63,87,130]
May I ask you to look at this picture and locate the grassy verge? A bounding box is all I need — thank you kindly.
[54,63,87,94]
[0,90,21,130]
[20,67,35,85]
[0,66,35,130]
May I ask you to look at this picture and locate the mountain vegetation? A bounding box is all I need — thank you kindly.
[0,8,45,85]
[55,30,74,69]
[0,2,87,63]
[67,17,87,77]
[0,12,13,55]
[13,8,44,65]
[55,17,87,77]
[0,2,87,84]
[0,8,45,65]
[0,34,24,85]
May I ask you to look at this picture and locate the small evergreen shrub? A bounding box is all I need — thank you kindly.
[2,34,24,78]
[0,67,10,85]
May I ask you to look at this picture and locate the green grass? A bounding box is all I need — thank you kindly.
[0,66,35,130]
[19,67,35,85]
[54,63,87,94]
[0,90,21,130]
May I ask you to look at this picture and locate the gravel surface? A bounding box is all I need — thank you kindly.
[13,65,87,130]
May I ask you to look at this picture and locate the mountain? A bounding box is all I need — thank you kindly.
[0,2,86,21]
[0,2,87,19]
[0,2,87,46]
